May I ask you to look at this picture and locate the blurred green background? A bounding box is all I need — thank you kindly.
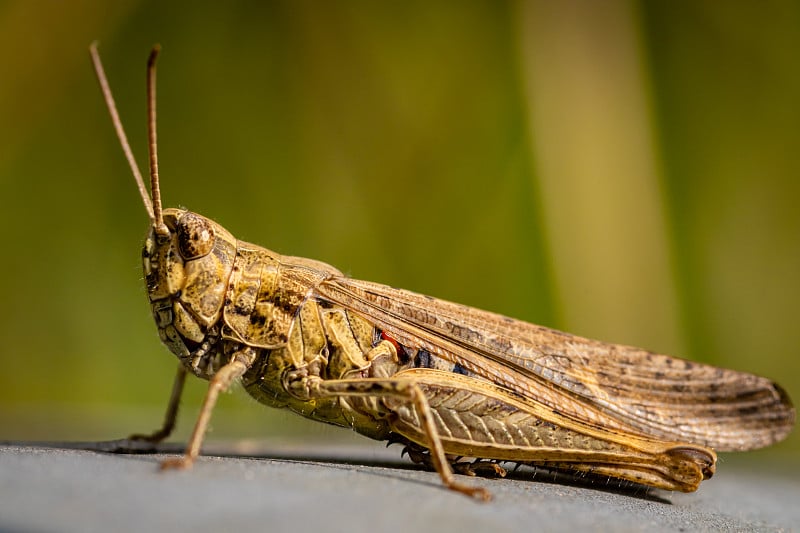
[1,1,797,460]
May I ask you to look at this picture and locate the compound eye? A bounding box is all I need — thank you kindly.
[176,212,215,259]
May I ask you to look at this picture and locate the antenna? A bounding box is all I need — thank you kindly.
[146,45,165,233]
[89,42,167,234]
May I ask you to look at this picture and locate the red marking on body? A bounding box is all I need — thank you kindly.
[380,331,401,354]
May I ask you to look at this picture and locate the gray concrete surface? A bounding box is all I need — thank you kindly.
[1,442,797,532]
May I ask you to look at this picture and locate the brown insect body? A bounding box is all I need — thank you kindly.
[91,44,795,501]
[144,205,791,494]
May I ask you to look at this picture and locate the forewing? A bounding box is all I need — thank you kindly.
[315,276,794,451]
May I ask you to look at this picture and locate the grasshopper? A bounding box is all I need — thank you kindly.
[90,44,794,501]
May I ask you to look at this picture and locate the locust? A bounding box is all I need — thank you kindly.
[90,43,794,502]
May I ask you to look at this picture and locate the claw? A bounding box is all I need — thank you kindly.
[160,456,193,470]
[447,482,492,502]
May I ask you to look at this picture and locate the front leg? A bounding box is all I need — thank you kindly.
[128,364,187,444]
[100,364,188,454]
[160,351,251,470]
[289,374,492,502]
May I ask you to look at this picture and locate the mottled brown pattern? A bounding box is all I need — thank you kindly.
[91,43,794,500]
[383,369,712,492]
[315,278,794,451]
[137,208,792,495]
